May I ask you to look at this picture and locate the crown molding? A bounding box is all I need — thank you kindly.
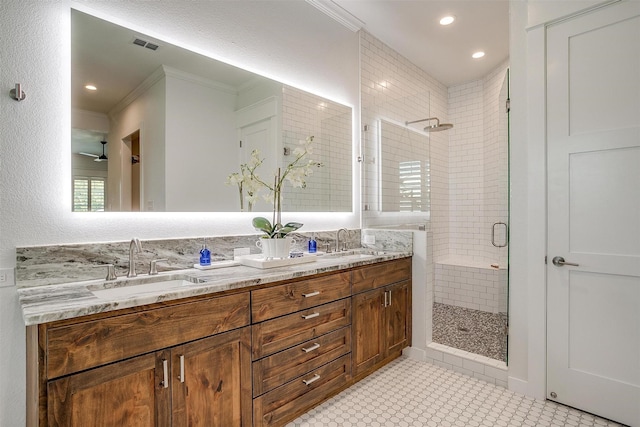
[305,0,365,32]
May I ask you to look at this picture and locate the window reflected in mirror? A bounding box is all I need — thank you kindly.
[379,119,430,213]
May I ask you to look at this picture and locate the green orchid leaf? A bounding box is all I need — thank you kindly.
[276,222,304,237]
[252,217,274,236]
[283,222,303,231]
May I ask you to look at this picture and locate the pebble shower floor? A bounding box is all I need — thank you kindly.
[286,357,623,427]
[432,302,508,362]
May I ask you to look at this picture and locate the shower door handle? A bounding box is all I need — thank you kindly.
[491,222,508,248]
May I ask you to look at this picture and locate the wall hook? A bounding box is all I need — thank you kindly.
[10,83,26,101]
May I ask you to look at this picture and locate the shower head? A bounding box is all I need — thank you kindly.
[405,117,453,132]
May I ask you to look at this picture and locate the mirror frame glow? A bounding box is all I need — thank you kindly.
[71,8,353,214]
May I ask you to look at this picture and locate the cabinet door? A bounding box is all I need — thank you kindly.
[352,288,385,376]
[47,351,170,427]
[171,327,252,427]
[385,280,410,356]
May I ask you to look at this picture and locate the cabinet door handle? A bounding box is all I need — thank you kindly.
[383,291,388,307]
[301,343,321,353]
[178,355,185,383]
[301,312,320,320]
[388,290,392,306]
[161,359,169,388]
[302,291,320,298]
[302,374,320,386]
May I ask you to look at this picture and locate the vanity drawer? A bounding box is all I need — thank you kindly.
[253,326,351,397]
[45,292,250,378]
[252,298,351,360]
[253,354,351,427]
[251,272,351,322]
[352,257,411,294]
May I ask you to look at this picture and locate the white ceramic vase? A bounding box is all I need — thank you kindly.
[256,237,295,260]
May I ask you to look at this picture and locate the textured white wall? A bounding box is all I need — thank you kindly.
[0,1,359,424]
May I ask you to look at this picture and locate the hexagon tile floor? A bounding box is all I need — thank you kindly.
[286,356,623,427]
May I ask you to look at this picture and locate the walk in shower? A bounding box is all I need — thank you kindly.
[361,67,510,365]
[432,68,510,363]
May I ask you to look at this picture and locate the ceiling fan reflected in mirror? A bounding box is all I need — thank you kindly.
[79,140,108,162]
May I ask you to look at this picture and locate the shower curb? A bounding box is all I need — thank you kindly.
[408,342,508,388]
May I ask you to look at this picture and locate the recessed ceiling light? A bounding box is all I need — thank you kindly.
[85,84,97,91]
[439,16,455,26]
[472,51,485,59]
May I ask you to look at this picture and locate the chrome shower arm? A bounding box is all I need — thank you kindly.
[405,117,440,126]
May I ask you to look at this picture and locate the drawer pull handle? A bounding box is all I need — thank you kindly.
[302,291,320,298]
[302,374,321,386]
[301,312,320,320]
[161,359,169,388]
[302,343,321,353]
[178,355,185,383]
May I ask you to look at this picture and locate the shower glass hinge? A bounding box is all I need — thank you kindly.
[506,98,511,113]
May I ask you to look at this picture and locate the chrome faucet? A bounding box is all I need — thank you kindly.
[336,228,349,252]
[127,238,143,278]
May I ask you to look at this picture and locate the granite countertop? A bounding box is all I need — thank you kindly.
[18,250,411,326]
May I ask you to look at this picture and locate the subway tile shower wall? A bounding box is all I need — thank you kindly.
[435,262,508,313]
[448,63,509,267]
[359,30,450,262]
[360,28,509,270]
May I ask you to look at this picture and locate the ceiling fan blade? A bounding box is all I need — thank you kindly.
[79,152,99,158]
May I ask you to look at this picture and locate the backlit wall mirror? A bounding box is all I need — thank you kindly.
[71,9,353,213]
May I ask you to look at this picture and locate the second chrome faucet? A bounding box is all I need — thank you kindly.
[336,228,350,252]
[127,238,142,278]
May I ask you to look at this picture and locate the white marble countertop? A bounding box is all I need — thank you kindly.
[18,250,411,326]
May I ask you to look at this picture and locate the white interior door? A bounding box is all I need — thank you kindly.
[546,2,640,426]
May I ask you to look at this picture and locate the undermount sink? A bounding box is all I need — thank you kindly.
[322,249,387,259]
[90,275,204,300]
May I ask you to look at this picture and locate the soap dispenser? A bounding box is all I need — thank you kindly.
[308,233,317,253]
[199,239,211,266]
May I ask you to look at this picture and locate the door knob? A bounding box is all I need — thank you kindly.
[552,256,579,267]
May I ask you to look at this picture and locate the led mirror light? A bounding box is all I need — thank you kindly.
[472,51,485,59]
[439,16,455,26]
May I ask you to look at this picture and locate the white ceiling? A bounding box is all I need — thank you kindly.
[330,0,510,87]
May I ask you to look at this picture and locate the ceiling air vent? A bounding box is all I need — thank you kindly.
[132,38,159,51]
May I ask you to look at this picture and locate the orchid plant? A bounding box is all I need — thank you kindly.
[227,135,322,238]
[225,149,263,212]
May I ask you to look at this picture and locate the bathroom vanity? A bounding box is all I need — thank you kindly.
[21,254,411,427]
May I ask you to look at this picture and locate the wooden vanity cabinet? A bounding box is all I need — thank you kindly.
[170,327,252,427]
[251,272,353,427]
[28,257,413,427]
[29,292,252,427]
[46,328,251,427]
[352,259,412,378]
[47,350,170,427]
